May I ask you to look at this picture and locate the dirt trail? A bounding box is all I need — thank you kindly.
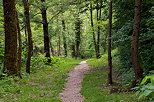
[59,61,89,102]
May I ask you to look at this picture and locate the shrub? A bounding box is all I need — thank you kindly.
[136,74,154,101]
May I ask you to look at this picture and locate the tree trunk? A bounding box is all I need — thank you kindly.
[90,2,99,59]
[108,0,113,84]
[58,35,61,56]
[40,0,51,62]
[131,0,143,81]
[22,0,33,74]
[50,42,54,56]
[96,1,102,59]
[62,20,67,57]
[16,10,22,78]
[71,44,76,58]
[75,17,81,58]
[3,0,18,76]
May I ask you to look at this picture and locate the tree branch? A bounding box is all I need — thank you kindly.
[48,10,62,23]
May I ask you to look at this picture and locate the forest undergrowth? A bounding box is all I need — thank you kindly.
[81,50,143,102]
[0,56,82,102]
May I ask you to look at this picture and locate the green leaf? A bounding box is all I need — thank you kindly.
[140,76,152,85]
[140,75,154,86]
[144,90,153,97]
[151,76,154,86]
[139,90,153,99]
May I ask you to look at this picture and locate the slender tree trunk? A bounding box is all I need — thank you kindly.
[25,25,28,44]
[58,35,61,56]
[40,0,51,62]
[75,17,81,58]
[108,0,113,84]
[22,0,33,74]
[131,0,143,81]
[16,10,22,78]
[3,0,18,76]
[104,33,107,53]
[71,44,76,58]
[96,1,102,59]
[90,2,99,59]
[50,42,54,56]
[62,20,67,57]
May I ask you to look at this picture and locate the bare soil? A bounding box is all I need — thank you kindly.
[59,61,89,102]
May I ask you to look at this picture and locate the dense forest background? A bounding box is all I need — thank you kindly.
[0,0,154,101]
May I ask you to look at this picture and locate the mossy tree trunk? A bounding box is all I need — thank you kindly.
[3,0,19,76]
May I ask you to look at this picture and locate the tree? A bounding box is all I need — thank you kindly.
[96,0,102,59]
[62,20,68,57]
[131,0,143,81]
[58,35,61,56]
[71,44,76,58]
[90,2,98,59]
[22,0,33,74]
[108,0,113,84]
[16,10,22,78]
[3,0,19,76]
[75,16,81,58]
[40,0,51,62]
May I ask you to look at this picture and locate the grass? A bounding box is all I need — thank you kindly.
[0,58,83,102]
[81,50,143,102]
[81,69,141,102]
[88,49,118,68]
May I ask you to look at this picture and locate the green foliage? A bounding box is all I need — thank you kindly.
[0,42,4,65]
[140,75,154,86]
[136,74,154,101]
[0,76,21,100]
[112,1,154,86]
[30,53,65,73]
[87,49,117,68]
[0,42,4,70]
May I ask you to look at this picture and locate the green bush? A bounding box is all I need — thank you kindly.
[136,74,154,101]
[30,53,63,73]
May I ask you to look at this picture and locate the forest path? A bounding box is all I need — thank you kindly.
[59,61,89,102]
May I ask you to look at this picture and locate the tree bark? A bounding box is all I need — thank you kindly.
[62,20,67,57]
[75,17,81,58]
[108,0,113,84]
[50,42,54,56]
[16,10,22,78]
[40,0,51,63]
[3,0,18,76]
[22,0,33,74]
[71,44,76,58]
[90,2,99,59]
[58,35,61,56]
[131,0,143,80]
[24,25,28,44]
[96,1,102,59]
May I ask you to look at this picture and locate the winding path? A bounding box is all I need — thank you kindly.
[59,61,89,102]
